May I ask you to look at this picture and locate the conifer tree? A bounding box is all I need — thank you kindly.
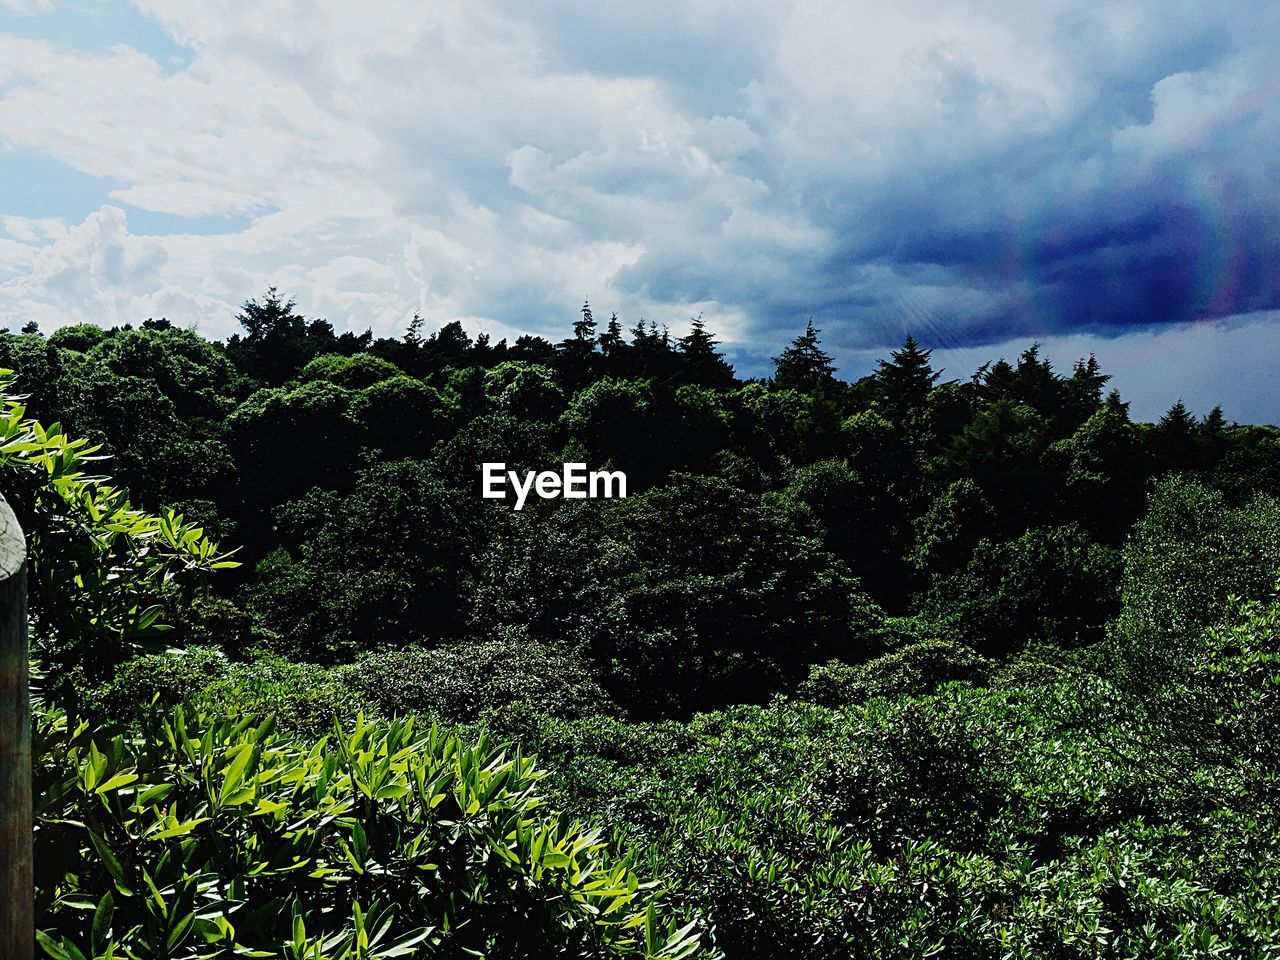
[1160,399,1196,436]
[573,300,597,345]
[1104,388,1131,419]
[678,314,734,387]
[599,312,624,356]
[678,314,718,358]
[1069,354,1109,405]
[773,319,835,391]
[875,335,939,416]
[404,311,426,349]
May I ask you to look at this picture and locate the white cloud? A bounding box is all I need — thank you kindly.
[0,0,1275,426]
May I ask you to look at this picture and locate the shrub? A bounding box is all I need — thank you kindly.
[203,654,363,737]
[97,646,231,718]
[299,351,402,387]
[483,361,565,420]
[798,638,993,706]
[34,703,705,959]
[814,698,1004,852]
[347,640,620,724]
[349,374,458,457]
[96,649,359,738]
[0,370,234,688]
[1114,475,1280,652]
[921,523,1120,656]
[244,459,478,661]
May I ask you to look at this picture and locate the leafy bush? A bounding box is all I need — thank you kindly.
[347,641,621,724]
[798,638,993,706]
[299,352,402,388]
[0,370,235,687]
[814,697,1003,852]
[921,524,1120,656]
[472,475,884,717]
[96,649,362,738]
[244,459,478,661]
[483,361,565,420]
[97,646,231,718]
[34,704,705,960]
[349,375,458,458]
[516,674,1280,959]
[1114,475,1280,653]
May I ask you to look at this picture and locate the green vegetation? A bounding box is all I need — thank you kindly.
[6,294,1280,957]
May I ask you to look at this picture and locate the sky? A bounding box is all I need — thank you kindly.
[1,1,1278,422]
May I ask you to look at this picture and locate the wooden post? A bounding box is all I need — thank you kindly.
[0,492,31,960]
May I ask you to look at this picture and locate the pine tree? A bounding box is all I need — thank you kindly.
[773,320,835,391]
[1160,399,1196,436]
[573,301,597,344]
[1104,389,1130,419]
[979,358,1017,401]
[678,314,718,357]
[405,311,426,349]
[599,313,624,356]
[875,335,939,415]
[1201,405,1227,434]
[678,315,734,387]
[1069,355,1110,406]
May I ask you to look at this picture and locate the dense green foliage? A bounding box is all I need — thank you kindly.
[7,295,1280,957]
[34,706,701,959]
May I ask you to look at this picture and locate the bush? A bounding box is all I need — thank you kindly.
[0,370,234,689]
[299,351,402,387]
[170,593,255,655]
[483,361,565,420]
[34,703,705,959]
[1115,475,1280,652]
[921,523,1120,656]
[97,646,230,719]
[244,459,478,661]
[347,640,620,724]
[203,654,363,737]
[472,474,885,718]
[96,649,359,738]
[814,697,1004,852]
[517,681,1280,959]
[798,638,993,706]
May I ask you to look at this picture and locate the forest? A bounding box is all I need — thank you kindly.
[3,290,1279,958]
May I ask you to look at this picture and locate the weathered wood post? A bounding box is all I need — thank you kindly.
[0,491,31,960]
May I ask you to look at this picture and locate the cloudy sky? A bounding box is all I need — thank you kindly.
[1,1,1278,421]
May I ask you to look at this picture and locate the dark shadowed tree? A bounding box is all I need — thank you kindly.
[598,312,624,356]
[677,314,736,388]
[226,287,367,386]
[773,319,835,391]
[874,335,939,421]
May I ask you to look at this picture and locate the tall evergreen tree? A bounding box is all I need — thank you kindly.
[573,301,597,345]
[678,315,717,357]
[875,335,939,416]
[1069,355,1109,406]
[227,286,343,385]
[599,313,624,356]
[678,315,735,387]
[1104,388,1130,418]
[1159,399,1196,436]
[1201,405,1227,434]
[773,320,835,391]
[405,311,426,349]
